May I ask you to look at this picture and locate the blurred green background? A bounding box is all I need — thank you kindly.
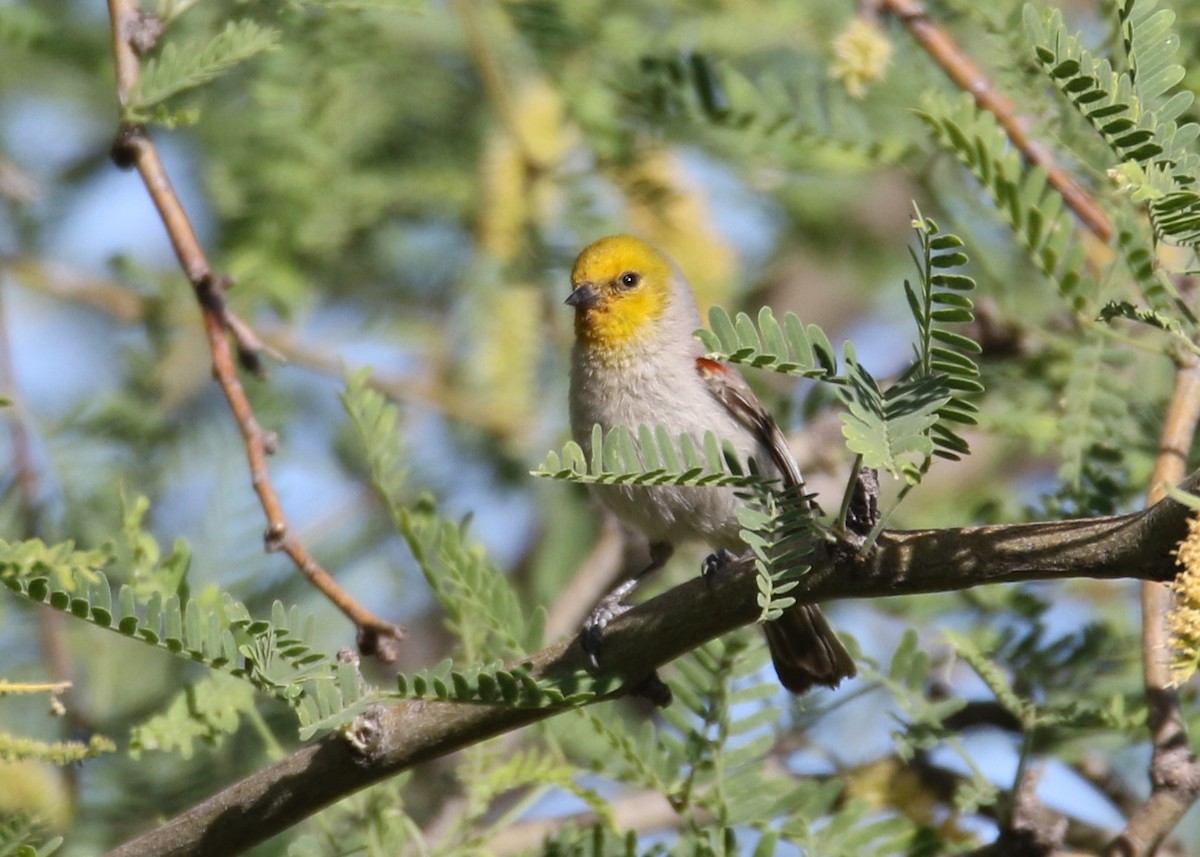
[3,0,1200,853]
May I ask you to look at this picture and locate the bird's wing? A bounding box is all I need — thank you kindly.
[695,356,804,489]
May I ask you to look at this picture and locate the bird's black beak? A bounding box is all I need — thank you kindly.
[565,283,601,309]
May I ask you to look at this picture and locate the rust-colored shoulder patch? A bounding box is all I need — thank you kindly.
[695,356,731,377]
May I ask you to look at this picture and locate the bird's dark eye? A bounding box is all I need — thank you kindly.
[618,271,640,289]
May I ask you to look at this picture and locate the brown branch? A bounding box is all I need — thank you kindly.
[104,0,404,659]
[106,473,1200,857]
[881,0,1113,242]
[1108,355,1200,856]
[1077,754,1150,820]
[0,156,43,205]
[967,768,1067,857]
[4,256,146,322]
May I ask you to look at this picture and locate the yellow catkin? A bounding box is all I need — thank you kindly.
[468,284,540,432]
[1168,513,1200,684]
[479,129,528,262]
[843,758,972,844]
[479,80,574,261]
[829,18,893,99]
[0,759,72,829]
[472,81,575,435]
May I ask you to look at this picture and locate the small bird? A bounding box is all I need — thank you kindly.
[565,234,856,694]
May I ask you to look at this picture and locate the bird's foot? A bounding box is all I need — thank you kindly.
[701,549,737,589]
[581,578,638,669]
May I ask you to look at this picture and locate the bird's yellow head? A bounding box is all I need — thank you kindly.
[567,235,674,348]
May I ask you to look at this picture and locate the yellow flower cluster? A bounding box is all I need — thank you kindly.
[1168,513,1200,685]
[829,18,893,99]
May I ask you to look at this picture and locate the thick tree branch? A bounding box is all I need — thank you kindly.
[107,473,1200,857]
[104,0,404,657]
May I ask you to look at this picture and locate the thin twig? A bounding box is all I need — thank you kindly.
[542,512,628,642]
[4,256,145,322]
[0,270,86,802]
[0,290,40,541]
[104,0,404,659]
[1108,352,1200,856]
[5,257,521,438]
[0,156,43,205]
[259,326,523,438]
[881,0,1113,242]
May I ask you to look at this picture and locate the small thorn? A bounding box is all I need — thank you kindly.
[357,626,379,657]
[126,10,164,55]
[358,625,404,663]
[109,125,143,170]
[238,349,267,378]
[264,522,287,551]
[632,672,673,707]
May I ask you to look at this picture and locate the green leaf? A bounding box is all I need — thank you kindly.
[132,20,280,117]
[533,425,763,489]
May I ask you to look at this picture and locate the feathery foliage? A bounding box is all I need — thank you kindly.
[737,483,821,622]
[836,353,949,485]
[901,209,983,461]
[626,50,908,170]
[343,370,542,660]
[1026,2,1200,245]
[696,305,839,379]
[131,19,280,125]
[700,212,980,486]
[0,815,62,857]
[1055,328,1135,507]
[552,632,937,855]
[919,92,1086,304]
[534,423,766,488]
[1,553,344,729]
[2,534,603,753]
[128,673,257,759]
[836,214,979,484]
[7,0,1200,852]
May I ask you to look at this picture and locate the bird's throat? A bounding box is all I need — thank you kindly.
[574,289,666,352]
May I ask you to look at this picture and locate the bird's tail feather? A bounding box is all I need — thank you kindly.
[762,603,856,695]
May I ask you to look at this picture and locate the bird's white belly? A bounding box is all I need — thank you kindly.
[569,346,761,551]
[592,479,746,550]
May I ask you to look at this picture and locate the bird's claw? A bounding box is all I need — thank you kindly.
[701,549,736,589]
[581,579,637,668]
